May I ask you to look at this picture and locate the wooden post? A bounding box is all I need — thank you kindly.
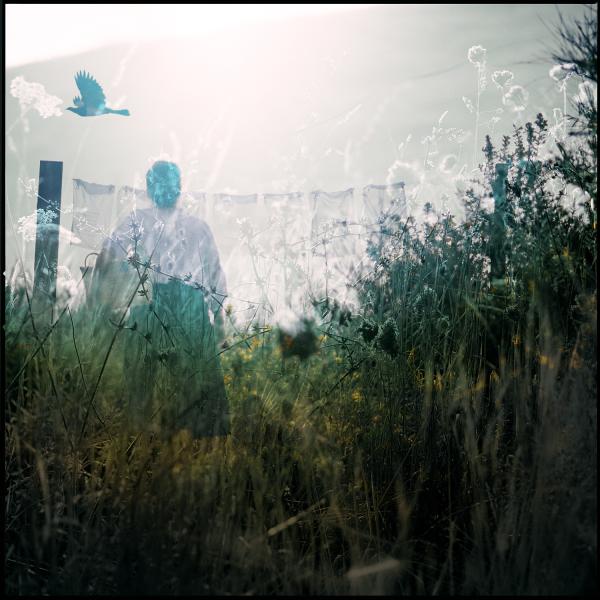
[33,160,63,308]
[482,161,510,425]
[490,162,509,281]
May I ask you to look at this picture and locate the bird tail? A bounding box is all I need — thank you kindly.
[108,108,130,116]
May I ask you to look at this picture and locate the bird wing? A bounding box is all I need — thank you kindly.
[72,96,84,107]
[75,71,106,108]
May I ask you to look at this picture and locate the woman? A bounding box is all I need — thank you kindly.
[89,161,229,438]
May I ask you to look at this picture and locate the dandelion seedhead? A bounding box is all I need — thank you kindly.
[492,69,514,89]
[467,45,487,67]
[386,159,423,188]
[549,62,578,83]
[502,85,529,112]
[572,80,597,108]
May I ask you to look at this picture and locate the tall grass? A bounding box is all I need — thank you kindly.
[4,9,597,595]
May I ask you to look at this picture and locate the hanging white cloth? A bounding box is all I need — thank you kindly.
[72,179,118,250]
[309,188,363,299]
[361,182,407,224]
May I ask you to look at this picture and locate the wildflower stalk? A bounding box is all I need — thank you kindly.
[79,230,163,442]
[473,64,482,167]
[563,81,568,139]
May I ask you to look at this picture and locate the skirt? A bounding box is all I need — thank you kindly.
[121,279,230,438]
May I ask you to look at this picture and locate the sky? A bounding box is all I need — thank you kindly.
[6,4,375,67]
[5,3,590,286]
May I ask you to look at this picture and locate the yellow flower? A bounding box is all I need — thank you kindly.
[539,354,556,369]
[223,373,233,386]
[351,389,363,403]
[512,334,521,346]
[433,373,443,392]
[473,376,486,393]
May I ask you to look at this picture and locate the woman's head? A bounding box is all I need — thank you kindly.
[146,161,181,208]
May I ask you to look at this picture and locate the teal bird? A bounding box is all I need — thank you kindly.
[67,71,130,117]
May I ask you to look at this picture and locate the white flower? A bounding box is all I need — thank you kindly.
[467,45,487,66]
[492,70,514,89]
[462,96,475,113]
[16,209,80,244]
[17,209,56,241]
[572,80,597,107]
[502,85,529,112]
[439,154,458,174]
[386,159,422,187]
[549,63,577,82]
[480,196,495,213]
[18,177,37,198]
[10,76,63,118]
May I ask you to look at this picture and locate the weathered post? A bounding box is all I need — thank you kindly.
[490,162,509,281]
[482,162,511,428]
[33,160,63,310]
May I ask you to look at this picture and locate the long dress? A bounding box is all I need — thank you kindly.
[89,204,230,437]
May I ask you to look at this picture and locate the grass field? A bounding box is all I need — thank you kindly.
[4,7,597,596]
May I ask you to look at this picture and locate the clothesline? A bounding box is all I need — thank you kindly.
[71,178,407,252]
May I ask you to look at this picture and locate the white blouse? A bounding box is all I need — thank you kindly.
[94,205,227,316]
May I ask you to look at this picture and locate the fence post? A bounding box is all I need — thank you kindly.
[490,162,509,281]
[33,160,63,311]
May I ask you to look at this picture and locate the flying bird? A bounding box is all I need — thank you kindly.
[67,71,130,117]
